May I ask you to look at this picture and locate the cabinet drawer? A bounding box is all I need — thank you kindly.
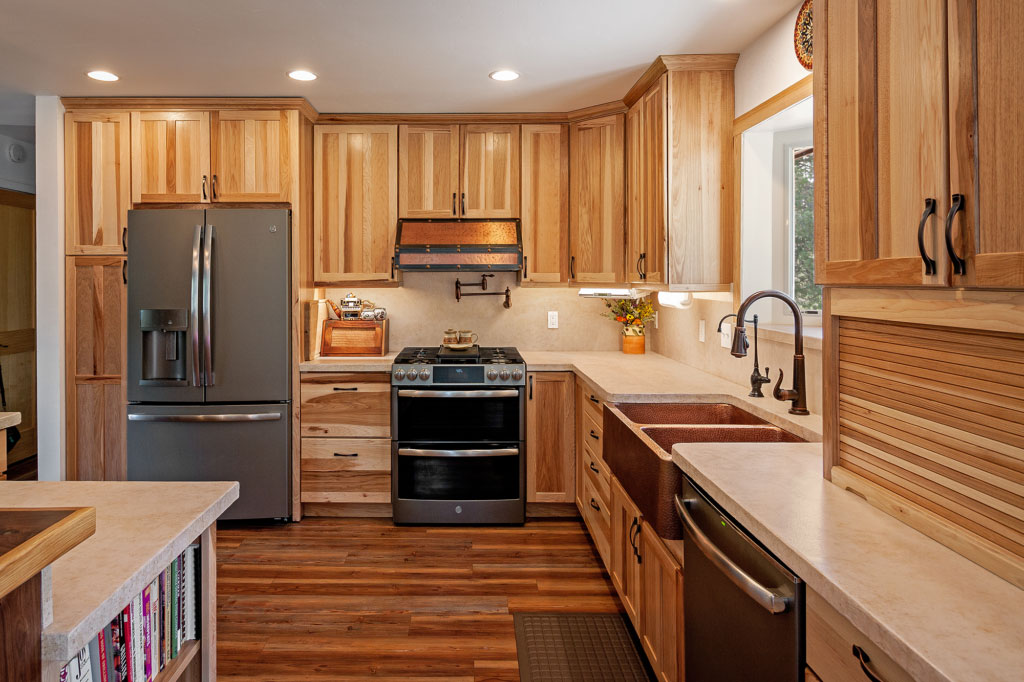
[300,372,391,437]
[582,469,611,565]
[300,437,391,504]
[582,408,603,458]
[583,444,610,506]
[581,384,603,424]
[806,587,914,682]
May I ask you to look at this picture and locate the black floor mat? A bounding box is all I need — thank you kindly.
[514,612,654,682]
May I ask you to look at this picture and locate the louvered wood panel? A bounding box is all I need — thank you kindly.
[835,318,1024,586]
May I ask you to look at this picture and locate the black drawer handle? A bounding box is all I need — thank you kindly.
[122,226,127,252]
[333,452,358,457]
[589,498,601,511]
[589,461,600,474]
[333,387,358,391]
[852,645,888,682]
[589,395,599,405]
[589,430,599,440]
[943,193,967,275]
[916,198,937,275]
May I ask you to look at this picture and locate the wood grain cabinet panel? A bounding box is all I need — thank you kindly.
[639,520,682,682]
[610,475,643,630]
[520,124,569,283]
[313,125,398,283]
[211,110,294,202]
[626,75,666,284]
[65,256,126,481]
[131,111,211,203]
[64,112,131,254]
[526,371,575,503]
[460,124,519,219]
[299,373,391,437]
[399,124,460,218]
[570,114,625,283]
[300,437,391,503]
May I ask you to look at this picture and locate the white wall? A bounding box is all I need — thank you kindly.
[0,133,35,193]
[34,95,64,481]
[733,3,810,117]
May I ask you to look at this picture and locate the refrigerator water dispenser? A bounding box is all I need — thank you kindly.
[140,308,188,384]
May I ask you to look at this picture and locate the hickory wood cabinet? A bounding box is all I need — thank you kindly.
[64,112,131,255]
[816,0,1024,288]
[131,109,296,204]
[525,371,575,503]
[520,124,569,283]
[626,76,666,284]
[313,125,398,284]
[570,114,626,283]
[65,256,126,481]
[610,475,643,628]
[398,124,519,219]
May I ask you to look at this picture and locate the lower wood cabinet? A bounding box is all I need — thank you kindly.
[610,476,643,629]
[526,371,575,503]
[299,372,391,437]
[638,521,682,682]
[300,437,391,504]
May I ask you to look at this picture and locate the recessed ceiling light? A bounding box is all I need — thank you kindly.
[489,70,520,82]
[289,70,317,81]
[87,70,119,82]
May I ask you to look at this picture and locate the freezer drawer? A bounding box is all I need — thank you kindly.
[127,403,291,520]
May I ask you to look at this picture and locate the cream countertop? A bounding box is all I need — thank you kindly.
[301,350,823,442]
[670,443,1024,682]
[0,481,238,663]
[0,411,21,430]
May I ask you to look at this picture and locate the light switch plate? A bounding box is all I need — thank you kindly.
[720,322,732,348]
[698,319,706,343]
[548,311,558,329]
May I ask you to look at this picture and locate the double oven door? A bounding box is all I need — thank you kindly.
[392,386,525,524]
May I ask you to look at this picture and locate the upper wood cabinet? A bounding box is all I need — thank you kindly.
[461,124,519,218]
[131,111,211,203]
[626,76,667,284]
[64,112,131,255]
[526,371,575,504]
[398,124,520,219]
[398,124,460,218]
[816,0,1024,289]
[520,124,569,283]
[570,114,625,283]
[313,125,398,283]
[210,110,294,202]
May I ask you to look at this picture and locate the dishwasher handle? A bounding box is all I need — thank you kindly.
[675,494,790,614]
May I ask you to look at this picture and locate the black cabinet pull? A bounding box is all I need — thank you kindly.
[333,452,358,457]
[523,256,528,279]
[461,192,466,216]
[333,386,358,391]
[589,461,600,474]
[589,430,599,440]
[529,374,533,400]
[122,260,127,284]
[589,395,599,405]
[589,498,601,511]
[122,226,127,252]
[851,645,887,682]
[391,256,395,279]
[916,198,937,275]
[202,174,208,201]
[943,193,967,275]
[630,517,643,563]
[569,255,576,280]
[212,174,218,200]
[452,192,457,216]
[640,252,647,279]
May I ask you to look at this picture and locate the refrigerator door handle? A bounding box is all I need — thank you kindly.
[128,412,283,423]
[203,223,215,386]
[190,224,203,387]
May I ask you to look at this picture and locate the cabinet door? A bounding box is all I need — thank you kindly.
[313,125,398,283]
[947,0,1024,287]
[210,110,293,202]
[815,0,948,286]
[610,476,643,630]
[628,77,666,284]
[65,256,126,481]
[639,523,682,682]
[520,124,569,282]
[626,101,645,283]
[570,114,625,282]
[64,112,131,254]
[399,124,460,218]
[526,372,575,503]
[461,124,520,218]
[131,111,211,203]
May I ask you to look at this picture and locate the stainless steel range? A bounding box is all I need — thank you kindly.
[391,345,526,525]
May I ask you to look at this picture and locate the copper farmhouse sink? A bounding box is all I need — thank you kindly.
[613,402,768,426]
[640,425,805,451]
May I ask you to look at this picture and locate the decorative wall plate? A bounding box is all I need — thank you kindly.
[794,0,813,70]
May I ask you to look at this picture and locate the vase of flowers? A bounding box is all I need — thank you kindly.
[603,297,655,354]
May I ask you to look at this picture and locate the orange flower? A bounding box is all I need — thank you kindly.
[616,316,625,322]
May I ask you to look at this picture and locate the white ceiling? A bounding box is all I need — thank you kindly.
[0,0,797,113]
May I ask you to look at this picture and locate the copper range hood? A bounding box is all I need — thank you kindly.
[393,219,522,272]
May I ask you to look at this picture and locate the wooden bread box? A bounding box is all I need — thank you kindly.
[320,319,389,356]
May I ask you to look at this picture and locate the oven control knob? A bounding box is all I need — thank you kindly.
[394,369,405,381]
[499,369,511,380]
[486,369,498,381]
[511,369,523,381]
[407,371,418,380]
[419,369,430,380]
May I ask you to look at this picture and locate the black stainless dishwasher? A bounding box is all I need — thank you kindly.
[676,476,805,681]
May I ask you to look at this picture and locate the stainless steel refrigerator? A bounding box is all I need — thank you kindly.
[126,209,291,520]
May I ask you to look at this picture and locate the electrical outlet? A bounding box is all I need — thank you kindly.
[720,322,733,348]
[548,311,558,329]
[698,319,706,343]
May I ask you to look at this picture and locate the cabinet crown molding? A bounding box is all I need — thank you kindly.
[60,96,318,122]
[624,54,739,107]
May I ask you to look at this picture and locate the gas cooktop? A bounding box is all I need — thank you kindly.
[392,346,526,386]
[394,346,525,365]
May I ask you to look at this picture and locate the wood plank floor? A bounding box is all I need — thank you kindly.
[216,518,622,681]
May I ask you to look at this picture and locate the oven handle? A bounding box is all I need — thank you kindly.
[396,389,520,398]
[398,447,520,458]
